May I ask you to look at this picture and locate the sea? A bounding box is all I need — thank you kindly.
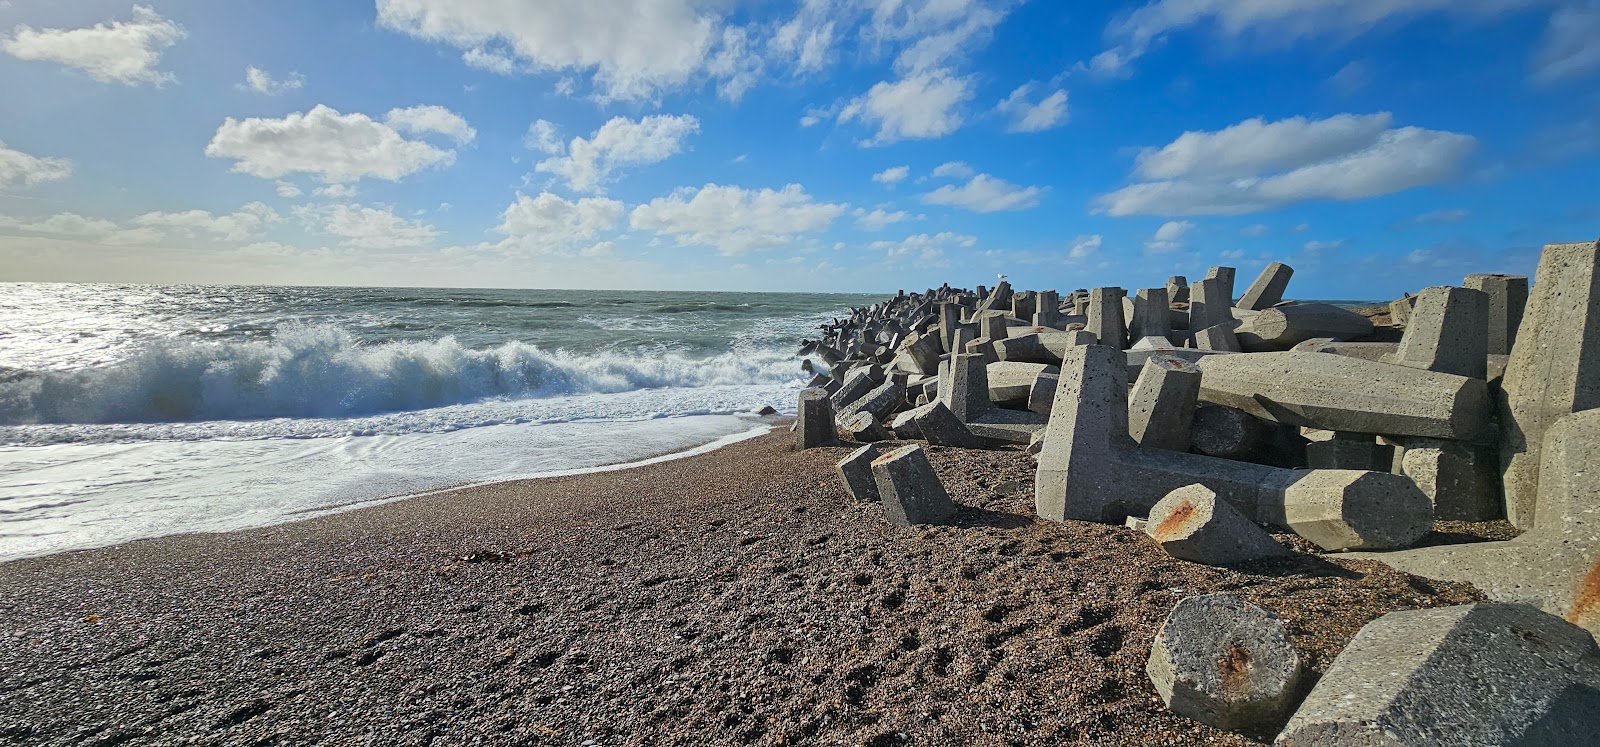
[0,283,879,562]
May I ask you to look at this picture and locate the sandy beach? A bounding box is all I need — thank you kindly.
[0,429,1490,746]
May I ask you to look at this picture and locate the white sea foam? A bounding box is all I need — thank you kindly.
[0,324,801,427]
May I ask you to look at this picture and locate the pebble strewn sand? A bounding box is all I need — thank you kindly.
[0,429,1484,746]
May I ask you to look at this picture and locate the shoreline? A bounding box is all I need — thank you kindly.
[0,429,1482,746]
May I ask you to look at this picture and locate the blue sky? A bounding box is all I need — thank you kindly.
[0,0,1597,297]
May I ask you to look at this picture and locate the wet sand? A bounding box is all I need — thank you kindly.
[0,429,1484,746]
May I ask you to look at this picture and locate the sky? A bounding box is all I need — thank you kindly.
[0,1,1597,297]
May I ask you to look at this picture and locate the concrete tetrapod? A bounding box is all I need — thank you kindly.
[1399,438,1503,521]
[1499,240,1600,530]
[836,444,884,502]
[1464,273,1528,357]
[1349,408,1600,640]
[1390,285,1489,379]
[1238,262,1294,311]
[871,444,958,526]
[796,387,839,450]
[987,361,1057,406]
[1145,485,1290,565]
[1086,287,1128,349]
[1131,288,1173,341]
[1267,470,1434,552]
[1189,277,1234,337]
[1275,603,1600,746]
[903,401,984,448]
[1148,594,1304,737]
[1233,303,1375,352]
[1196,352,1493,441]
[1191,404,1273,461]
[841,411,891,442]
[941,353,1047,444]
[1128,356,1203,453]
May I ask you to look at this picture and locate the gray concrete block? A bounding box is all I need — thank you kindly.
[1129,356,1203,453]
[1189,277,1234,336]
[1125,347,1224,381]
[829,364,883,409]
[1132,288,1173,342]
[871,444,958,526]
[1192,404,1273,461]
[1350,408,1600,639]
[1305,431,1382,471]
[1146,485,1290,565]
[796,387,839,450]
[1197,352,1493,441]
[995,330,1086,365]
[1194,323,1242,352]
[908,400,984,448]
[1027,371,1060,416]
[842,411,891,442]
[895,331,941,376]
[1392,285,1489,379]
[1087,287,1128,349]
[1148,594,1303,736]
[1389,293,1416,328]
[1276,603,1600,746]
[1292,339,1396,362]
[1205,266,1237,305]
[987,361,1057,406]
[837,377,905,424]
[836,444,884,501]
[1234,303,1375,352]
[1238,262,1294,311]
[1400,438,1503,521]
[1465,273,1529,356]
[1499,241,1600,530]
[1268,470,1434,551]
[1166,275,1189,304]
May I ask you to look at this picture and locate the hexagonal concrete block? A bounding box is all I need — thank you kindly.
[1146,485,1291,566]
[1270,470,1433,551]
[1148,594,1304,737]
[1276,603,1600,746]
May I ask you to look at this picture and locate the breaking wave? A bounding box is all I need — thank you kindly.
[0,324,800,425]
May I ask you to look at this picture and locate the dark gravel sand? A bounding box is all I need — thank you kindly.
[0,429,1485,746]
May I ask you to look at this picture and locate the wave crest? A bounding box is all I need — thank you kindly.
[0,324,799,425]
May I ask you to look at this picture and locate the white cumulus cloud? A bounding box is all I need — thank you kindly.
[0,141,73,189]
[385,105,477,145]
[1532,2,1600,85]
[496,192,624,254]
[299,203,439,249]
[206,104,463,184]
[535,114,699,193]
[375,0,731,101]
[922,173,1043,213]
[1,5,186,86]
[630,183,847,255]
[241,66,305,95]
[838,71,973,146]
[996,84,1068,133]
[1145,220,1194,253]
[931,161,975,179]
[868,231,975,265]
[854,207,910,231]
[1096,113,1476,216]
[872,165,910,185]
[133,202,280,242]
[1068,234,1103,260]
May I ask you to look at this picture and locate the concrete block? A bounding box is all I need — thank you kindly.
[1146,485,1290,566]
[1276,603,1600,746]
[1148,594,1303,737]
[829,364,883,409]
[1292,339,1396,362]
[1087,287,1128,349]
[1038,345,1375,525]
[1197,352,1493,441]
[937,302,962,353]
[995,330,1085,365]
[836,444,884,501]
[1205,266,1237,304]
[895,331,941,376]
[1189,277,1234,337]
[837,377,905,424]
[1129,356,1203,453]
[1238,262,1294,311]
[1268,470,1433,551]
[1305,431,1382,471]
[1234,303,1375,352]
[943,355,1047,444]
[964,335,998,365]
[1391,285,1489,379]
[841,411,891,442]
[1465,273,1529,356]
[1125,515,1148,531]
[1027,371,1060,416]
[987,361,1057,406]
[1499,241,1600,529]
[1400,438,1503,521]
[871,444,958,526]
[1192,404,1272,461]
[1351,409,1600,639]
[1125,347,1223,381]
[1389,293,1416,328]
[1010,291,1036,323]
[1194,323,1242,352]
[1166,275,1189,304]
[1132,288,1173,341]
[907,401,984,448]
[796,387,839,450]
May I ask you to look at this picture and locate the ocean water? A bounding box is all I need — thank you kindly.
[0,283,877,562]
